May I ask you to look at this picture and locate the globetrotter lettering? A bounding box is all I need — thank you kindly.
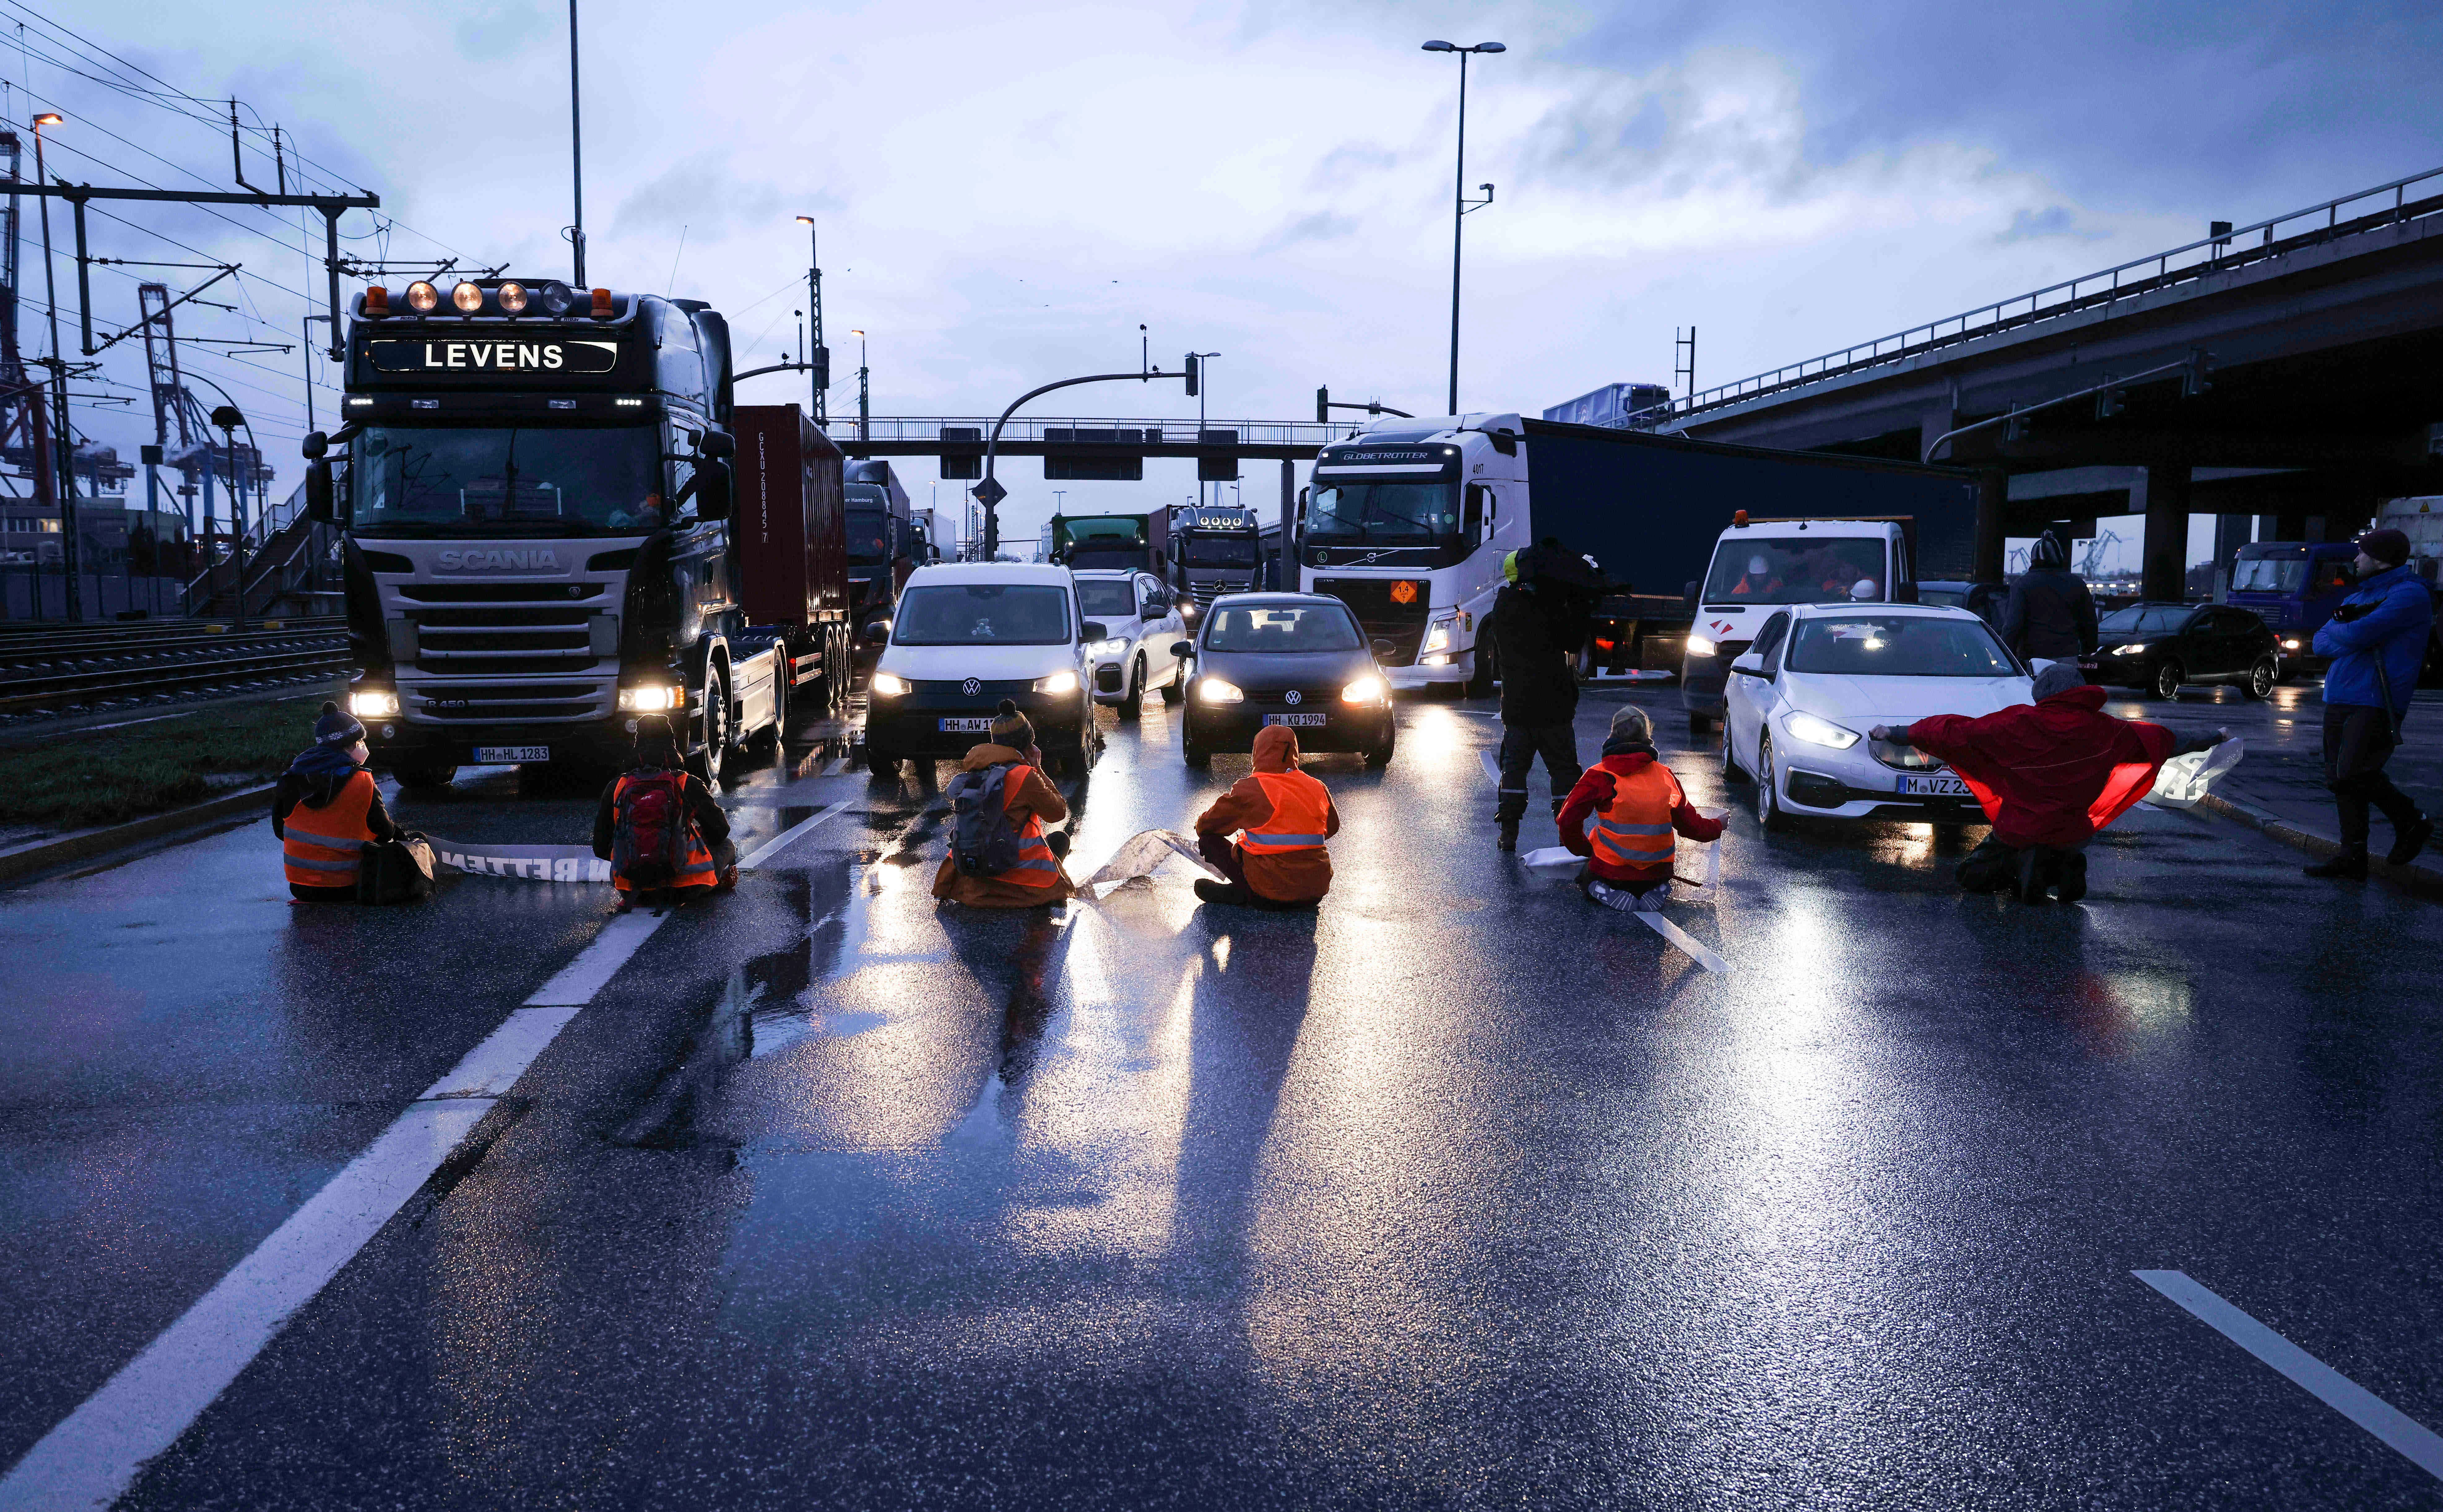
[436,548,562,570]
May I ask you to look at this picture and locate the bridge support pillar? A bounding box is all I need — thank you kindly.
[2143,465,2192,600]
[1973,468,2008,584]
[1280,459,1295,590]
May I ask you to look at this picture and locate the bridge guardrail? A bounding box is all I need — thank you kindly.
[846,417,1364,448]
[1670,163,2443,422]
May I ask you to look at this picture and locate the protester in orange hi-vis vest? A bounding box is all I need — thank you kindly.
[1191,723,1341,909]
[592,714,736,908]
[272,702,399,902]
[1556,704,1724,915]
[933,700,1077,908]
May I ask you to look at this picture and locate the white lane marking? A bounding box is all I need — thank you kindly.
[1636,911,1729,974]
[738,799,854,871]
[1480,749,1503,790]
[0,1102,492,1511]
[2135,1269,2443,1481]
[0,908,676,1507]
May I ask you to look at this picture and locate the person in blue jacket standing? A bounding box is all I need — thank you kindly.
[2305,526,2434,878]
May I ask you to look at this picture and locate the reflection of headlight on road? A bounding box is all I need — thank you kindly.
[1686,635,1717,657]
[349,689,400,718]
[1197,678,1244,704]
[2112,643,2150,656]
[1420,620,1452,654]
[868,671,910,697]
[1340,675,1388,704]
[1032,670,1079,695]
[616,684,681,712]
[1784,710,1860,749]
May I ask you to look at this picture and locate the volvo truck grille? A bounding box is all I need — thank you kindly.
[1313,577,1432,665]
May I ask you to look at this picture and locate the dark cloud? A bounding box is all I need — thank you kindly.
[612,154,791,236]
[1257,210,1363,254]
[1995,206,2107,244]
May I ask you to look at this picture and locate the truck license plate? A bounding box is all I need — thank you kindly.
[1263,713,1327,728]
[1899,772,1970,798]
[475,746,551,764]
[938,717,994,733]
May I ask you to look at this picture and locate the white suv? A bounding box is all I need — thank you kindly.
[1073,569,1187,717]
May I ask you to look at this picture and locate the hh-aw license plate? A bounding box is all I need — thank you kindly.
[475,745,550,764]
[1898,772,1971,798]
[1263,712,1327,728]
[938,717,995,733]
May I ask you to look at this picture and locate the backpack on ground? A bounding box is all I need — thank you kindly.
[946,763,1025,877]
[357,832,437,904]
[612,771,695,888]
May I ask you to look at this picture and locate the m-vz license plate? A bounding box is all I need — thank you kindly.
[1262,713,1327,727]
[938,717,995,732]
[475,745,550,764]
[1898,772,1970,798]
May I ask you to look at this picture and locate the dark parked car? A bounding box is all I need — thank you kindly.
[1175,593,1396,768]
[1914,579,2007,626]
[2079,601,2281,700]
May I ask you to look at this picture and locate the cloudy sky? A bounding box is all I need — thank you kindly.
[30,0,2443,556]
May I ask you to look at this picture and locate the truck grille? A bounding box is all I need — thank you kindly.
[406,678,614,724]
[1313,576,1432,666]
[380,578,619,723]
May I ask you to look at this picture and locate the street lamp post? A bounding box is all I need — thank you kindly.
[31,112,78,621]
[1421,40,1503,417]
[848,329,869,442]
[566,0,586,284]
[210,405,248,630]
[794,215,826,424]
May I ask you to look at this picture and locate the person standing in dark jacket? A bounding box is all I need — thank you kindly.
[1487,546,1585,851]
[2303,527,2434,878]
[272,701,398,901]
[1999,531,2098,671]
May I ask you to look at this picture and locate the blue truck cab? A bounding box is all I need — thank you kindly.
[2227,542,2358,676]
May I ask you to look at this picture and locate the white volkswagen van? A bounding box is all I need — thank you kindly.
[861,562,1105,778]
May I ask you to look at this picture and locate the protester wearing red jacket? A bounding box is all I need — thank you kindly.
[1556,704,1724,913]
[1873,662,2225,902]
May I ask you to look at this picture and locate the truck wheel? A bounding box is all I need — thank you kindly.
[395,765,457,791]
[1118,655,1145,719]
[758,668,788,748]
[690,668,729,785]
[1467,642,1495,699]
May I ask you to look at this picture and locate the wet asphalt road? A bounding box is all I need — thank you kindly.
[5,684,2443,1509]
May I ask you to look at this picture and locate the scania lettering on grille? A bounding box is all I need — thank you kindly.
[436,548,562,570]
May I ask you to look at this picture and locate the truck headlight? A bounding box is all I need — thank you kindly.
[349,689,400,718]
[1420,620,1453,654]
[1197,678,1244,704]
[1784,711,1860,749]
[869,671,910,697]
[1686,635,1717,657]
[618,683,682,712]
[1340,674,1388,704]
[1032,670,1079,695]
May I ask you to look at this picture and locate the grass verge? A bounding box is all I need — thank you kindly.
[0,695,333,832]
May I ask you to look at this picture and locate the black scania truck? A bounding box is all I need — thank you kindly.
[304,278,847,786]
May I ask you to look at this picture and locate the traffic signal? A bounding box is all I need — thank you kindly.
[2183,348,2214,397]
[2003,404,2030,443]
[2096,384,2125,419]
[1184,354,1200,397]
[1316,385,1330,422]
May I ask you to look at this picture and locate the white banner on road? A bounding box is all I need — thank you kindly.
[423,839,610,883]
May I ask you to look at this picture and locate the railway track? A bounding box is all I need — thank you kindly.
[0,617,354,717]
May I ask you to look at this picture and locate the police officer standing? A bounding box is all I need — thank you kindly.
[1487,544,1587,852]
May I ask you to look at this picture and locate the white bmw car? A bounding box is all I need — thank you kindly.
[1721,602,2033,830]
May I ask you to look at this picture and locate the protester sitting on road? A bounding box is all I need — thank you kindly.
[1191,722,1339,910]
[592,713,735,908]
[273,701,398,902]
[1556,704,1724,915]
[933,700,1076,908]
[2303,526,2434,879]
[1999,530,2099,673]
[1871,661,2226,903]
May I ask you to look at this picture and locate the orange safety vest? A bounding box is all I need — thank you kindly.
[610,772,719,892]
[1242,771,1332,854]
[996,764,1062,888]
[1588,762,1684,873]
[282,769,378,889]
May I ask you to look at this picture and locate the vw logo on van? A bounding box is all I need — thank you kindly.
[1284,689,1303,706]
[962,678,981,696]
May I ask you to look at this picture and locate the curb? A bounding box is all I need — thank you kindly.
[2197,790,2443,899]
[0,782,273,885]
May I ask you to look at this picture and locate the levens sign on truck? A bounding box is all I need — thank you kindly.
[365,339,621,375]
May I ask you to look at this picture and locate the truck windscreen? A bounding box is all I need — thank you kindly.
[848,509,892,565]
[2230,558,2306,593]
[350,426,661,534]
[1184,535,1256,567]
[1304,481,1459,545]
[1702,536,1885,605]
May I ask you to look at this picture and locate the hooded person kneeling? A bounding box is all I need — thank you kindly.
[273,702,399,902]
[593,713,736,908]
[1191,723,1340,909]
[1556,704,1723,914]
[1872,661,2227,903]
[934,700,1077,908]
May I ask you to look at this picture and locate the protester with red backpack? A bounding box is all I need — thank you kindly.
[592,714,736,907]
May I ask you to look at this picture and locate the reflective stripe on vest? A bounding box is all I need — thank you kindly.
[998,764,1060,887]
[1242,771,1332,854]
[283,770,377,888]
[610,772,720,892]
[1589,763,1682,870]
